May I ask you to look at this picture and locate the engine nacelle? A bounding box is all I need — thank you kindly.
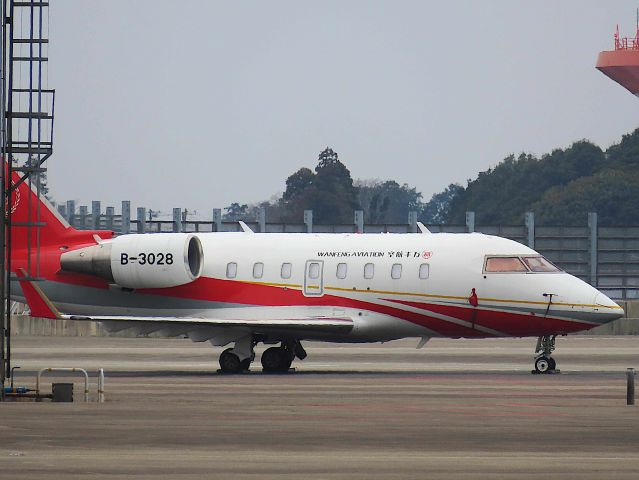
[60,233,203,289]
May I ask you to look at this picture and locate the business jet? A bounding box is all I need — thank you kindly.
[8,167,623,374]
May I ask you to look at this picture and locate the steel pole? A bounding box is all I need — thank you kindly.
[628,368,635,406]
[4,0,14,382]
[0,0,7,402]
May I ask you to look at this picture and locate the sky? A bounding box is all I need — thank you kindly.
[39,1,639,217]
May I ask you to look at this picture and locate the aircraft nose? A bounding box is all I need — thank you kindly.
[593,292,624,321]
[594,291,619,308]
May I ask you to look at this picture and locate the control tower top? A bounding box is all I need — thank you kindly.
[596,20,639,97]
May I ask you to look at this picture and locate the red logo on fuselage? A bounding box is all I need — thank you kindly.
[422,250,432,259]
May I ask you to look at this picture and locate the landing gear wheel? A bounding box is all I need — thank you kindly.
[261,347,292,373]
[239,358,252,371]
[219,348,242,373]
[533,335,559,374]
[534,356,552,374]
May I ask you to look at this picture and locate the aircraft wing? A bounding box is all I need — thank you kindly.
[64,314,354,333]
[16,270,354,335]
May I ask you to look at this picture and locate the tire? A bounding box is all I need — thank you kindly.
[219,348,242,373]
[261,347,291,373]
[535,356,551,374]
[548,357,556,371]
[239,358,252,371]
[280,354,293,372]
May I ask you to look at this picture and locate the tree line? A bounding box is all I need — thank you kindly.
[224,147,426,225]
[224,128,639,226]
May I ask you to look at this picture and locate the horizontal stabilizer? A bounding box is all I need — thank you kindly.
[16,269,61,319]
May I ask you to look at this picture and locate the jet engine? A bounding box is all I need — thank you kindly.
[60,233,203,289]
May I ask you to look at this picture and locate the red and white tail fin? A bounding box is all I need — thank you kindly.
[5,161,114,249]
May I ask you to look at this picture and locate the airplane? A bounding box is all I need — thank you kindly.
[7,166,624,374]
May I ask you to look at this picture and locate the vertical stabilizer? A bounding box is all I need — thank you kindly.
[5,162,114,249]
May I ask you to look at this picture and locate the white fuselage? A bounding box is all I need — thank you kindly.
[37,231,622,343]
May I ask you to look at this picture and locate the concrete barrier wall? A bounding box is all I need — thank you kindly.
[11,316,112,337]
[9,300,639,337]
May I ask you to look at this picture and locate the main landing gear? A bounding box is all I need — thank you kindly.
[218,335,255,374]
[219,348,253,373]
[533,335,558,374]
[261,341,307,373]
[218,339,307,374]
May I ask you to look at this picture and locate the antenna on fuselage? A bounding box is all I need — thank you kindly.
[416,222,432,234]
[238,221,255,234]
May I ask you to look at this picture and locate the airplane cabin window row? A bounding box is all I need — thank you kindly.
[225,262,430,280]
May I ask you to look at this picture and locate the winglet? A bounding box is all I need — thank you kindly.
[15,269,61,319]
[416,222,431,234]
[238,221,254,234]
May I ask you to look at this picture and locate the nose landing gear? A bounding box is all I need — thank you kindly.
[533,335,559,374]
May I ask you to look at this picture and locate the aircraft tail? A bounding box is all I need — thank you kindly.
[6,162,114,250]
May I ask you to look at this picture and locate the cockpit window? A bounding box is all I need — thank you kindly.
[484,257,528,273]
[522,256,561,272]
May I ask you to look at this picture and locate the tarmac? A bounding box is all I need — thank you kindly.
[1,335,638,479]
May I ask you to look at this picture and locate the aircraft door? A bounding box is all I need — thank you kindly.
[304,260,324,296]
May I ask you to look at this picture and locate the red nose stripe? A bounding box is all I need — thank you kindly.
[385,299,594,335]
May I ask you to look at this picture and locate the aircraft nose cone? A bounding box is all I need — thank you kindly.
[594,292,624,320]
[594,292,618,308]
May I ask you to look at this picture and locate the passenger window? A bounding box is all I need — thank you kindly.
[336,263,347,279]
[253,262,264,279]
[485,257,528,273]
[281,262,292,279]
[391,263,402,279]
[226,262,237,279]
[364,263,374,279]
[419,263,429,280]
[522,256,561,272]
[309,262,320,279]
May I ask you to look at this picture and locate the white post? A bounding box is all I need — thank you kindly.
[98,368,105,403]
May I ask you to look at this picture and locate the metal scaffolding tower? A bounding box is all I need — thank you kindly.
[1,0,54,400]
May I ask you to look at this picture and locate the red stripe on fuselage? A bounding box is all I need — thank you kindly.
[139,277,486,337]
[384,299,594,335]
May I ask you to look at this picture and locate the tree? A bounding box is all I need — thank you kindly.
[311,148,359,223]
[420,183,464,224]
[279,147,360,224]
[532,170,639,226]
[606,129,639,170]
[442,140,605,224]
[24,156,52,202]
[283,167,314,201]
[223,202,249,221]
[358,180,423,224]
